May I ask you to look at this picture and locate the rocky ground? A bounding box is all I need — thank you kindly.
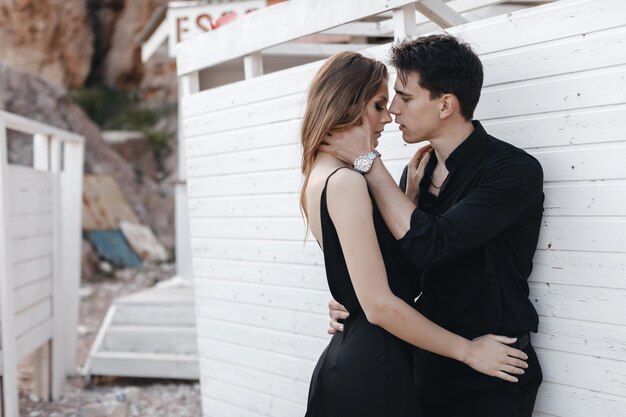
[17,264,202,417]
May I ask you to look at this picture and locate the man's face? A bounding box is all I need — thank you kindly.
[389,71,442,144]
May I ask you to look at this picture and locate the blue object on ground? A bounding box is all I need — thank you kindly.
[86,230,142,268]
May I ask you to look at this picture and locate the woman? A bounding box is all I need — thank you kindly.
[301,52,528,416]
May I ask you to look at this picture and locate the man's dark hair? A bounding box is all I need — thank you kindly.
[390,34,484,121]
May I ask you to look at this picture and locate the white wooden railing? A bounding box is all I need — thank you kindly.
[0,111,84,417]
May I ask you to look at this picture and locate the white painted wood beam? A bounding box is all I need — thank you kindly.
[0,120,20,417]
[33,133,50,171]
[263,43,371,58]
[176,0,421,75]
[415,0,469,28]
[244,52,264,80]
[0,111,83,144]
[393,4,419,41]
[325,0,503,37]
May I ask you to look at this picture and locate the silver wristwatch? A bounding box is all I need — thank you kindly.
[353,150,381,174]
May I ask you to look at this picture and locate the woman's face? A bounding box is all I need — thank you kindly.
[362,80,392,149]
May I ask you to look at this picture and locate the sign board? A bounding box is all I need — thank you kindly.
[160,1,267,58]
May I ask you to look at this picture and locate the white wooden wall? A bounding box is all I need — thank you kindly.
[0,112,84,417]
[181,1,626,416]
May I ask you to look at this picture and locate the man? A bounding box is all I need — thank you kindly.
[321,34,544,417]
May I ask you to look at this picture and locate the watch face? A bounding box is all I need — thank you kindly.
[354,157,372,173]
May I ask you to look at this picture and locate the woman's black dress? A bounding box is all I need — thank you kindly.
[305,168,421,417]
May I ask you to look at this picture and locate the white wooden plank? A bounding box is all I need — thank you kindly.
[50,135,65,400]
[483,105,626,149]
[196,318,327,359]
[7,165,53,192]
[195,279,330,315]
[15,297,52,339]
[193,258,326,291]
[58,139,84,377]
[191,238,322,266]
[186,144,301,177]
[537,217,626,253]
[530,283,626,326]
[532,144,626,183]
[197,338,315,383]
[88,351,199,379]
[184,93,304,139]
[15,319,52,362]
[0,118,20,417]
[112,304,196,327]
[12,255,52,290]
[414,0,469,28]
[188,193,301,218]
[200,360,309,407]
[176,0,420,75]
[11,193,53,216]
[531,250,626,289]
[393,4,418,41]
[11,235,53,264]
[190,217,305,241]
[194,298,329,338]
[0,110,83,144]
[183,119,301,158]
[532,316,626,362]
[9,212,53,239]
[535,381,626,417]
[203,395,268,417]
[478,66,626,120]
[188,169,301,198]
[536,348,626,398]
[182,66,316,118]
[201,378,303,417]
[14,277,52,313]
[460,0,626,56]
[482,26,626,86]
[102,326,198,355]
[542,181,626,217]
[243,52,264,80]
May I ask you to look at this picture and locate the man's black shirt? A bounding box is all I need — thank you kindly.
[399,121,544,340]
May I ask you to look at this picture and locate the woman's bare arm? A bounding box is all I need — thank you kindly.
[326,169,528,382]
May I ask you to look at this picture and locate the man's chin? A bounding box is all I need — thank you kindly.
[402,133,428,145]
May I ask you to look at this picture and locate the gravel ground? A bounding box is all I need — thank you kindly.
[17,264,202,417]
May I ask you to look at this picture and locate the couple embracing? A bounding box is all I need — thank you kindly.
[300,34,544,417]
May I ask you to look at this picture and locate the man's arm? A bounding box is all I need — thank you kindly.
[395,152,543,269]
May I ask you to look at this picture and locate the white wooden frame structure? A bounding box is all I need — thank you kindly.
[177,0,626,416]
[0,111,84,417]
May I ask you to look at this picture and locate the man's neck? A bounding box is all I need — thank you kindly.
[430,121,475,165]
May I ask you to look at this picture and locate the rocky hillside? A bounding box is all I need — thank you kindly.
[0,0,180,249]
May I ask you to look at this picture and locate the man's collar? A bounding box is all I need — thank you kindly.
[446,120,488,171]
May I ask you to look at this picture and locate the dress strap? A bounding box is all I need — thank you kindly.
[323,167,351,192]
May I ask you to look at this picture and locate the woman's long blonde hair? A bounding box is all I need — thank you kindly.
[300,51,388,223]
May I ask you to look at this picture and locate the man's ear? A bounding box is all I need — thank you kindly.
[439,94,457,120]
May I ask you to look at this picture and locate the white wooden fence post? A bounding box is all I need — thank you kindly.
[176,72,200,282]
[49,136,64,400]
[244,52,264,79]
[60,140,84,377]
[32,132,52,401]
[0,121,20,417]
[393,4,418,41]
